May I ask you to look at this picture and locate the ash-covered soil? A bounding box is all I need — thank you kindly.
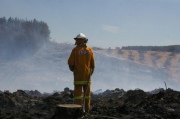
[0,88,180,119]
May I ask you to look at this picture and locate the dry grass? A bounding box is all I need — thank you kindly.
[95,49,180,82]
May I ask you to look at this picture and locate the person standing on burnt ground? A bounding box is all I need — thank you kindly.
[68,33,95,113]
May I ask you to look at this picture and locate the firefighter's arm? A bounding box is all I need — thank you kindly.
[68,49,75,72]
[91,68,94,75]
[90,49,95,75]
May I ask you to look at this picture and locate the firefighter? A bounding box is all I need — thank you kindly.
[68,33,95,113]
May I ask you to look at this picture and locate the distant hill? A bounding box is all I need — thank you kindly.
[94,48,180,82]
[121,45,180,53]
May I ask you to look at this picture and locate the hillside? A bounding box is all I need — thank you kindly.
[95,48,180,82]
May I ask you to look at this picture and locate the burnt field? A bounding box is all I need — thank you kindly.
[0,88,180,119]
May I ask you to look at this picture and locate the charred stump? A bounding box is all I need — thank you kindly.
[55,104,82,119]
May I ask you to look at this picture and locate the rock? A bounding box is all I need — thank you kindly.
[0,88,180,119]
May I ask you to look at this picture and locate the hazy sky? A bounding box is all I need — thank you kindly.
[1,0,180,48]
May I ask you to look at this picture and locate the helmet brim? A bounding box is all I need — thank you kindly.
[74,38,87,40]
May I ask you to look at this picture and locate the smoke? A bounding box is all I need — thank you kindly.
[0,42,72,93]
[0,42,179,93]
[91,52,175,92]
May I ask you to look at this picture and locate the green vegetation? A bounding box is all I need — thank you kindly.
[122,45,180,53]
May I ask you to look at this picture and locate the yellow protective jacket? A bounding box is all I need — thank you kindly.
[68,45,95,85]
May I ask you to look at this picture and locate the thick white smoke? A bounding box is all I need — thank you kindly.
[0,42,179,93]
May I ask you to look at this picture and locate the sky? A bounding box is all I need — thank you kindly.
[0,0,180,48]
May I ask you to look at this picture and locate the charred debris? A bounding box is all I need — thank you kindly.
[0,88,180,119]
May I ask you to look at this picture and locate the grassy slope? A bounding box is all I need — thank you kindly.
[95,49,180,82]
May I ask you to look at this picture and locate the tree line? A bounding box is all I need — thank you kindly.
[121,45,180,53]
[0,17,51,56]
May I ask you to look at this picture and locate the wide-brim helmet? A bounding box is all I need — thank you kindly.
[74,33,88,40]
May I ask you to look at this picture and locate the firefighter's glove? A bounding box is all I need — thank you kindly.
[69,65,74,72]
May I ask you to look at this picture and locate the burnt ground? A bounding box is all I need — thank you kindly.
[0,88,180,119]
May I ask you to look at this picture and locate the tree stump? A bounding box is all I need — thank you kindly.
[55,104,82,119]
